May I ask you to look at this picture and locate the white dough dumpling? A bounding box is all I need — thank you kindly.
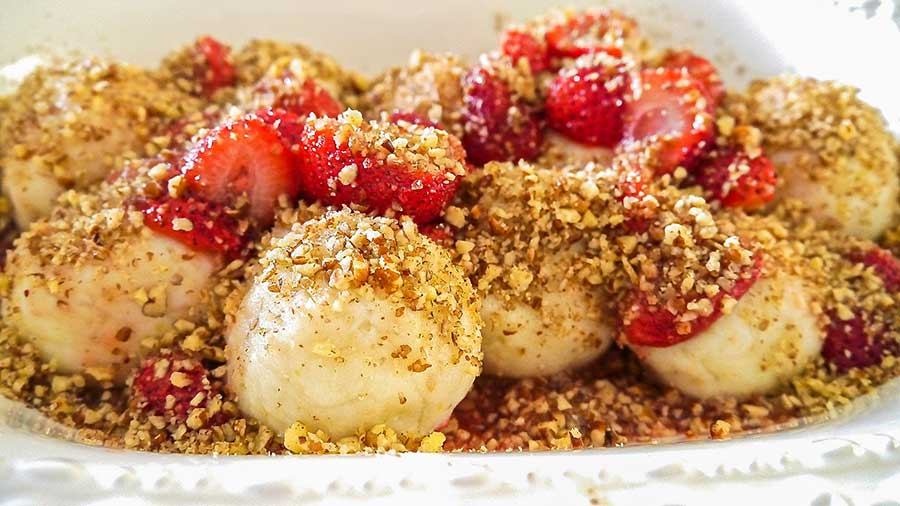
[453,161,622,378]
[0,57,200,226]
[728,75,899,239]
[630,270,824,399]
[225,210,483,438]
[2,196,220,379]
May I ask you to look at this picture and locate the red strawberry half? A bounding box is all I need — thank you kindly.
[660,50,724,109]
[822,309,897,372]
[847,247,900,293]
[296,112,467,224]
[544,10,633,60]
[621,68,715,175]
[545,54,629,147]
[180,114,299,225]
[132,354,221,423]
[254,75,344,119]
[624,253,764,347]
[696,147,777,210]
[461,64,543,165]
[194,36,237,97]
[139,196,246,257]
[500,28,550,73]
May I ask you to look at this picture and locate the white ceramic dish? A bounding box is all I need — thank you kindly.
[2,0,900,504]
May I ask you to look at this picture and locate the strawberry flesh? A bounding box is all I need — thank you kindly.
[131,354,220,423]
[622,68,714,175]
[546,57,628,147]
[139,196,245,257]
[296,115,466,224]
[624,254,764,347]
[501,29,550,73]
[822,309,896,372]
[660,50,724,109]
[696,147,777,209]
[194,36,236,97]
[544,10,632,60]
[848,247,900,293]
[180,115,299,226]
[461,66,543,165]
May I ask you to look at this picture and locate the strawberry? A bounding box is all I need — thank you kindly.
[622,68,714,175]
[545,55,628,147]
[500,28,549,73]
[822,309,896,372]
[389,110,442,129]
[660,50,724,108]
[194,36,237,97]
[461,65,543,165]
[296,112,467,224]
[256,108,306,152]
[255,76,343,118]
[624,253,763,347]
[848,247,900,293]
[131,354,220,423]
[544,10,632,60]
[696,147,777,209]
[419,221,455,247]
[139,196,245,256]
[180,114,299,225]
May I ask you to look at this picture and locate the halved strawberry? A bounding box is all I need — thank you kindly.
[461,65,543,165]
[545,55,629,147]
[256,108,306,152]
[544,10,632,60]
[696,147,777,209]
[259,77,343,118]
[131,354,221,423]
[660,50,724,109]
[500,28,550,73]
[847,247,900,293]
[622,68,714,175]
[139,196,245,256]
[822,309,897,372]
[389,110,442,129]
[180,115,299,225]
[194,36,237,96]
[624,253,763,347]
[296,113,467,224]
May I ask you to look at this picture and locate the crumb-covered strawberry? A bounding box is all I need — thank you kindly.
[660,50,724,108]
[545,53,629,147]
[620,67,714,175]
[138,196,246,257]
[389,110,441,129]
[160,36,237,97]
[131,354,220,422]
[295,110,467,223]
[624,253,764,347]
[822,309,895,372]
[696,147,777,210]
[180,114,299,225]
[244,72,343,118]
[461,56,543,165]
[544,10,636,60]
[848,247,900,293]
[500,28,549,73]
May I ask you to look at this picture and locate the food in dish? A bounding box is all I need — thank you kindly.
[1,8,899,455]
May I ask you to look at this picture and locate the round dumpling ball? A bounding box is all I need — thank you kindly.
[728,75,899,239]
[453,161,621,378]
[3,205,220,379]
[630,270,823,399]
[0,57,200,226]
[225,210,482,437]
